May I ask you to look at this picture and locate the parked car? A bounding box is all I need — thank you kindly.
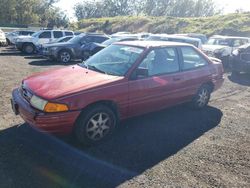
[11,41,224,145]
[6,30,35,45]
[202,35,250,68]
[146,34,203,49]
[229,43,250,75]
[42,33,109,63]
[81,35,139,60]
[0,29,7,46]
[37,36,74,54]
[15,30,74,54]
[175,33,207,44]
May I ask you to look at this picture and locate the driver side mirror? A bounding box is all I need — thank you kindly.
[135,67,148,79]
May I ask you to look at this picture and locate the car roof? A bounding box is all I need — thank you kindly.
[150,34,201,42]
[115,40,193,48]
[210,35,250,40]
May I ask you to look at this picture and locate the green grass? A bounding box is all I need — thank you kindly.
[73,13,250,36]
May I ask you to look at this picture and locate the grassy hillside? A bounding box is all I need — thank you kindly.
[75,13,250,37]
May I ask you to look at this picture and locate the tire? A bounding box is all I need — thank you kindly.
[74,104,117,145]
[192,85,211,109]
[23,43,35,54]
[59,50,71,63]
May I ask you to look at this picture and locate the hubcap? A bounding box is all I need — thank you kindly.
[25,45,33,53]
[61,52,70,63]
[197,89,209,107]
[86,113,111,141]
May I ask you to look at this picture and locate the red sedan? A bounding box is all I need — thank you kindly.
[11,41,224,145]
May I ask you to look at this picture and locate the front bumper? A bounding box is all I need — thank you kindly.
[11,88,81,135]
[15,42,24,50]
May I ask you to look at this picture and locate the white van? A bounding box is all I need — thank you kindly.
[15,30,74,54]
[0,29,7,46]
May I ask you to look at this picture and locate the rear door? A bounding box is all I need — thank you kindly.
[53,31,63,41]
[177,46,211,100]
[128,47,185,117]
[37,31,52,44]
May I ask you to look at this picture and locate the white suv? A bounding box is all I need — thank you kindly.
[0,29,7,46]
[15,30,74,54]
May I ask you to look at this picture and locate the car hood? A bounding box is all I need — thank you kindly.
[43,42,76,48]
[202,44,228,52]
[23,65,123,100]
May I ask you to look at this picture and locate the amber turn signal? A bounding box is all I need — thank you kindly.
[44,102,69,112]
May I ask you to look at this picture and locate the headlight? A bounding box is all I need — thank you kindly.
[30,95,48,111]
[30,95,69,112]
[232,49,239,56]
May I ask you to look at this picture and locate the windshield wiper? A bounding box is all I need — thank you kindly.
[87,65,107,74]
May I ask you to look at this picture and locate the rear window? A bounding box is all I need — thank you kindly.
[53,31,63,38]
[65,32,74,36]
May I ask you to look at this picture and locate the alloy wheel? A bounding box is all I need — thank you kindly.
[60,52,71,63]
[197,88,209,107]
[86,112,111,141]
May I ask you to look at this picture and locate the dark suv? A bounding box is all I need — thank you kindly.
[42,33,109,63]
[230,44,250,75]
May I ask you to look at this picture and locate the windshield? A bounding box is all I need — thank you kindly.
[207,38,231,46]
[80,44,144,76]
[31,31,42,38]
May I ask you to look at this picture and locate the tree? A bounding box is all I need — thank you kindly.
[0,0,69,28]
[73,0,220,20]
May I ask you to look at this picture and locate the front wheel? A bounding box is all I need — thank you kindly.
[74,105,117,145]
[59,50,71,63]
[23,43,35,54]
[192,85,211,109]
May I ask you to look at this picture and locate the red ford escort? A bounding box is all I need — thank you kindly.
[11,41,224,144]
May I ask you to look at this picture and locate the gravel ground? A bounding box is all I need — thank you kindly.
[0,46,249,188]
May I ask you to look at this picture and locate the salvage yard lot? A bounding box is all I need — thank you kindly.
[0,46,250,187]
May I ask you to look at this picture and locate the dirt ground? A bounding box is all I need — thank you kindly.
[0,46,249,188]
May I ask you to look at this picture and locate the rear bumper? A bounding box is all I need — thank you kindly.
[12,88,81,135]
[212,78,224,92]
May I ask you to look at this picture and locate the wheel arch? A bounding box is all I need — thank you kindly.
[58,48,74,59]
[202,81,215,92]
[79,100,120,121]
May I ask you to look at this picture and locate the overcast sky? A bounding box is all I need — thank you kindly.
[55,0,250,21]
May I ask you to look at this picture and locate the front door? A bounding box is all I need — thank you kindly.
[128,47,185,117]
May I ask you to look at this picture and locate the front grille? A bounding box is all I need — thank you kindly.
[21,85,33,102]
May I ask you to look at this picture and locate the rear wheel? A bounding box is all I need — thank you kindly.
[23,43,35,54]
[192,85,211,109]
[74,105,117,145]
[59,50,71,63]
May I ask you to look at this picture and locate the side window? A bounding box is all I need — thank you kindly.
[138,47,179,76]
[65,31,73,36]
[181,47,208,70]
[53,31,63,38]
[39,31,51,39]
